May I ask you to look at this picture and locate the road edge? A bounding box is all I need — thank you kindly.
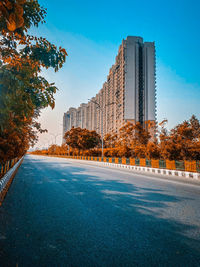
[0,157,24,206]
[34,155,200,187]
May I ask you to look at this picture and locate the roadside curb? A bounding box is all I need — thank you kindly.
[102,162,200,180]
[46,155,200,181]
[0,157,24,206]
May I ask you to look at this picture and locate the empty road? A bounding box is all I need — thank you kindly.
[0,155,200,266]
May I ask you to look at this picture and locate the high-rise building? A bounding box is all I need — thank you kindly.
[63,36,156,140]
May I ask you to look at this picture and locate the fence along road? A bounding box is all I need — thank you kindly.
[0,154,200,266]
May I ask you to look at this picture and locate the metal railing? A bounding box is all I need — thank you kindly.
[0,158,19,179]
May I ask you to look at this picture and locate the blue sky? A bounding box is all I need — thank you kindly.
[34,0,200,148]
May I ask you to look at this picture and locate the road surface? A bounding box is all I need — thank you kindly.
[0,155,200,266]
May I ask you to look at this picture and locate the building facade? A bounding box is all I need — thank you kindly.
[63,36,156,139]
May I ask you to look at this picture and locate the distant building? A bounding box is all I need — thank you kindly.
[63,36,156,140]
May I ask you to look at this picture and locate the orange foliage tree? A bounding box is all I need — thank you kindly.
[33,116,200,162]
[64,127,101,155]
[0,0,67,163]
[159,115,200,160]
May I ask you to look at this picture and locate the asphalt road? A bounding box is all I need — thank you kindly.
[0,155,200,267]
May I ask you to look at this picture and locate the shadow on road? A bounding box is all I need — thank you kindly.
[0,156,200,266]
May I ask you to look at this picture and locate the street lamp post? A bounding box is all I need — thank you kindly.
[49,133,62,145]
[43,138,51,149]
[101,107,104,159]
[89,99,115,160]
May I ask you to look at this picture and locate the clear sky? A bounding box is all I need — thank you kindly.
[33,0,200,149]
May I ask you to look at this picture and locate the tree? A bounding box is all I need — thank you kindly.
[33,116,200,161]
[189,115,200,139]
[79,129,101,150]
[0,0,67,163]
[0,0,46,33]
[159,115,200,160]
[118,122,151,157]
[64,127,83,150]
[104,133,117,148]
[133,122,151,146]
[146,142,160,159]
[64,127,101,153]
[118,122,135,147]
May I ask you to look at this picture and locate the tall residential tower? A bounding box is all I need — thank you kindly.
[63,36,156,138]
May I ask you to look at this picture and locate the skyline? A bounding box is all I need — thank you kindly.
[62,36,156,141]
[33,0,200,148]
